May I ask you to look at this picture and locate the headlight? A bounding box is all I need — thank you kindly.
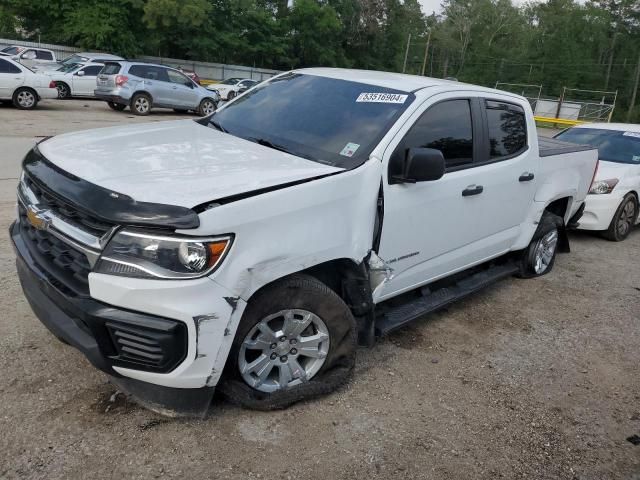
[95,229,232,279]
[589,178,619,195]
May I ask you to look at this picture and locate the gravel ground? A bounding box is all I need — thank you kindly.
[0,100,638,479]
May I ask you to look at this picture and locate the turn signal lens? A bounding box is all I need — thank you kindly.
[208,241,229,267]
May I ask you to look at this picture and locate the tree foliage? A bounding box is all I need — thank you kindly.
[2,0,640,119]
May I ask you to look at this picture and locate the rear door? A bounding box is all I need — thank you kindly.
[72,65,103,96]
[0,58,24,99]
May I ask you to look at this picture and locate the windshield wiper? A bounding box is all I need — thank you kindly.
[249,137,298,155]
[209,118,228,133]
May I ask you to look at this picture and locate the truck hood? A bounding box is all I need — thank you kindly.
[38,120,343,208]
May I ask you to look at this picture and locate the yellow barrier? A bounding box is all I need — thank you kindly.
[534,116,587,126]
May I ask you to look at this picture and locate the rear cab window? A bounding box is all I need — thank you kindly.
[485,100,528,159]
[36,50,53,61]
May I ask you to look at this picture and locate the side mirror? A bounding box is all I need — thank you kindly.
[392,148,445,184]
[76,70,85,76]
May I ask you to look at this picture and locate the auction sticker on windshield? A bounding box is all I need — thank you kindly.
[340,142,360,157]
[356,93,408,104]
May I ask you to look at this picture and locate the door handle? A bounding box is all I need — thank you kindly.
[462,185,484,197]
[519,172,535,182]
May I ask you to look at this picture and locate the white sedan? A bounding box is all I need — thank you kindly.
[0,56,58,109]
[206,77,258,100]
[45,62,104,99]
[555,123,640,241]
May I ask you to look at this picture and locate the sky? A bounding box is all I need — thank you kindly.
[418,0,530,15]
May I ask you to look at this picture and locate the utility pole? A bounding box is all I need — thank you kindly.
[627,52,640,123]
[421,31,431,77]
[402,34,411,74]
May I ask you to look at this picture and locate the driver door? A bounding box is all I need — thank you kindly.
[72,65,103,96]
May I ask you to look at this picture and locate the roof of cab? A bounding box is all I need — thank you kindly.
[572,122,640,133]
[294,67,520,98]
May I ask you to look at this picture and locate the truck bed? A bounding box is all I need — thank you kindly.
[538,135,595,157]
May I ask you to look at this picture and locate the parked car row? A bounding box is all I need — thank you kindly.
[1,44,264,115]
[0,56,58,109]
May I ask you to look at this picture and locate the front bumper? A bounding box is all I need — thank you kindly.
[12,221,189,375]
[577,193,624,231]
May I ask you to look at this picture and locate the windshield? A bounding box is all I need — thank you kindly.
[221,78,242,85]
[203,73,413,168]
[61,54,88,66]
[1,46,21,55]
[555,127,640,164]
[57,63,82,73]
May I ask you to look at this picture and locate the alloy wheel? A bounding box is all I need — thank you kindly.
[533,229,558,274]
[17,90,35,108]
[616,200,636,237]
[238,309,330,393]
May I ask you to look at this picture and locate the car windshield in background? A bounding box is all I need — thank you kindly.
[57,63,82,73]
[220,78,242,85]
[61,54,89,66]
[556,128,640,164]
[1,46,21,55]
[204,73,413,169]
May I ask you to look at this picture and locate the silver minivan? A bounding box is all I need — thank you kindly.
[95,61,220,116]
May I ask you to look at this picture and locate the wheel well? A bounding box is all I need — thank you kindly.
[245,258,376,346]
[14,86,37,97]
[131,91,152,102]
[544,197,570,220]
[54,80,69,88]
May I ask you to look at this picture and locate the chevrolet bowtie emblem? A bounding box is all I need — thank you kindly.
[26,206,51,231]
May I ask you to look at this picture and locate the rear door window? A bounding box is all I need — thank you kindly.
[0,59,21,73]
[80,65,103,76]
[485,100,528,159]
[129,65,169,81]
[395,99,474,169]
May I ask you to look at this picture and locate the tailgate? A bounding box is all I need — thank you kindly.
[96,62,122,88]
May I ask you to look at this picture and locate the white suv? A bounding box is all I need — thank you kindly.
[0,56,58,109]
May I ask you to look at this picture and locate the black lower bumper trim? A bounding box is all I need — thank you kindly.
[12,221,188,375]
[568,202,586,229]
[109,375,215,418]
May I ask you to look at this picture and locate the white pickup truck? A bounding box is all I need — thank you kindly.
[12,69,598,415]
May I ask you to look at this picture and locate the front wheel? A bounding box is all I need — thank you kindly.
[603,194,637,242]
[220,274,357,410]
[107,101,126,111]
[55,82,70,99]
[197,98,217,116]
[518,211,562,278]
[226,91,236,101]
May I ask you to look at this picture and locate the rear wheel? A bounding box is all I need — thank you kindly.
[220,274,357,410]
[55,82,70,99]
[197,98,217,116]
[518,211,562,278]
[226,91,236,101]
[13,88,38,110]
[130,93,152,115]
[107,101,126,111]
[603,194,637,242]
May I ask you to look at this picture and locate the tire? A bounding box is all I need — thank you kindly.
[107,101,126,111]
[226,91,236,101]
[197,98,217,116]
[602,193,637,242]
[220,274,357,410]
[55,82,70,99]
[12,88,38,110]
[130,93,152,115]
[517,211,563,278]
